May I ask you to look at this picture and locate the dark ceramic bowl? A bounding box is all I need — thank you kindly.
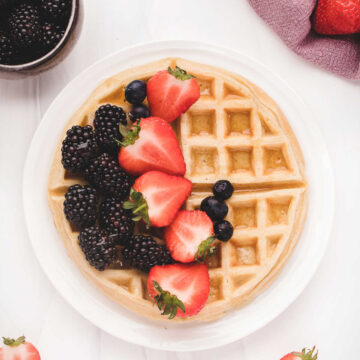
[0,0,83,79]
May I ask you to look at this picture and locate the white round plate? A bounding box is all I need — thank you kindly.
[23,41,334,352]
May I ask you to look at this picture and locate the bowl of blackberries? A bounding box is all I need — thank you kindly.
[0,0,81,77]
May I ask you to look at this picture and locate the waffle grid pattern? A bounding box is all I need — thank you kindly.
[47,58,307,321]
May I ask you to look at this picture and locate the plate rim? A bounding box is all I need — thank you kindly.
[23,40,335,351]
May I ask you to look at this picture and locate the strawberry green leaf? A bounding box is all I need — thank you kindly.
[152,281,185,319]
[2,336,26,347]
[168,66,195,81]
[195,236,217,263]
[114,119,141,147]
[123,188,150,226]
[291,346,318,360]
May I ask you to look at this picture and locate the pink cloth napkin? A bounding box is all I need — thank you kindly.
[248,0,360,80]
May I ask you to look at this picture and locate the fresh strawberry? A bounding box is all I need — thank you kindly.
[117,117,186,176]
[165,210,217,263]
[147,66,200,122]
[123,171,192,227]
[281,346,318,360]
[147,263,210,318]
[0,336,40,360]
[313,0,360,35]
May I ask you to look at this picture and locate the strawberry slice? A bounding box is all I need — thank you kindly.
[165,210,217,263]
[147,66,200,122]
[118,117,186,176]
[123,171,192,228]
[147,263,210,318]
[280,347,318,360]
[0,336,40,360]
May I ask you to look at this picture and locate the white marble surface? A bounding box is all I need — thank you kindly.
[0,0,359,358]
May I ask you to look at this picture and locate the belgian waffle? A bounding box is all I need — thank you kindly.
[47,58,307,322]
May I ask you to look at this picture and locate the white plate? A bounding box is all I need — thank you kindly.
[23,41,334,352]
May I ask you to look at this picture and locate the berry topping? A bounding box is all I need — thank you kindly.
[147,66,200,122]
[61,125,97,172]
[148,263,210,318]
[129,104,151,122]
[63,184,97,229]
[125,79,147,105]
[200,196,228,221]
[84,153,132,199]
[124,171,192,228]
[213,180,234,200]
[214,220,233,242]
[165,210,216,263]
[118,117,186,177]
[78,226,117,271]
[122,235,174,273]
[8,4,41,48]
[99,197,134,245]
[0,336,40,360]
[93,104,127,153]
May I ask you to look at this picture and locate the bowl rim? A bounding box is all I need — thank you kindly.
[0,0,79,72]
[23,40,335,351]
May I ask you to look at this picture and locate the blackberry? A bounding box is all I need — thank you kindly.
[122,235,174,273]
[78,226,117,271]
[0,32,16,65]
[61,125,97,172]
[84,153,132,199]
[63,184,97,229]
[93,104,127,154]
[41,0,71,22]
[8,3,41,48]
[42,21,65,50]
[99,197,134,244]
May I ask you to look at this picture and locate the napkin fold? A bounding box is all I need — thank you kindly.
[248,0,360,80]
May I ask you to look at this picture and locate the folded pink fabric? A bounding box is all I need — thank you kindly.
[248,0,360,80]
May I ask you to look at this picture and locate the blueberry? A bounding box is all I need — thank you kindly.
[129,104,151,123]
[214,220,233,242]
[213,180,234,201]
[125,80,147,105]
[200,196,228,221]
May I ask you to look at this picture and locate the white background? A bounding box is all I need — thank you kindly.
[0,0,359,358]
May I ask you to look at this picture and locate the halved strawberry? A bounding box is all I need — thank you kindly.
[147,66,200,122]
[147,263,210,318]
[164,210,217,263]
[118,117,186,176]
[123,171,192,227]
[281,347,318,360]
[0,336,40,360]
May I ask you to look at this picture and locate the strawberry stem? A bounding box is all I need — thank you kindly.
[114,119,141,147]
[123,188,150,226]
[168,66,195,81]
[291,346,318,360]
[152,281,185,319]
[195,236,217,263]
[2,336,25,347]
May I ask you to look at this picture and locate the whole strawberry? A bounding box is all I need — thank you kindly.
[0,336,41,359]
[147,66,200,122]
[313,0,360,35]
[281,346,318,360]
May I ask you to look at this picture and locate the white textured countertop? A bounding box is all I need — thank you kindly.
[1,0,359,358]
